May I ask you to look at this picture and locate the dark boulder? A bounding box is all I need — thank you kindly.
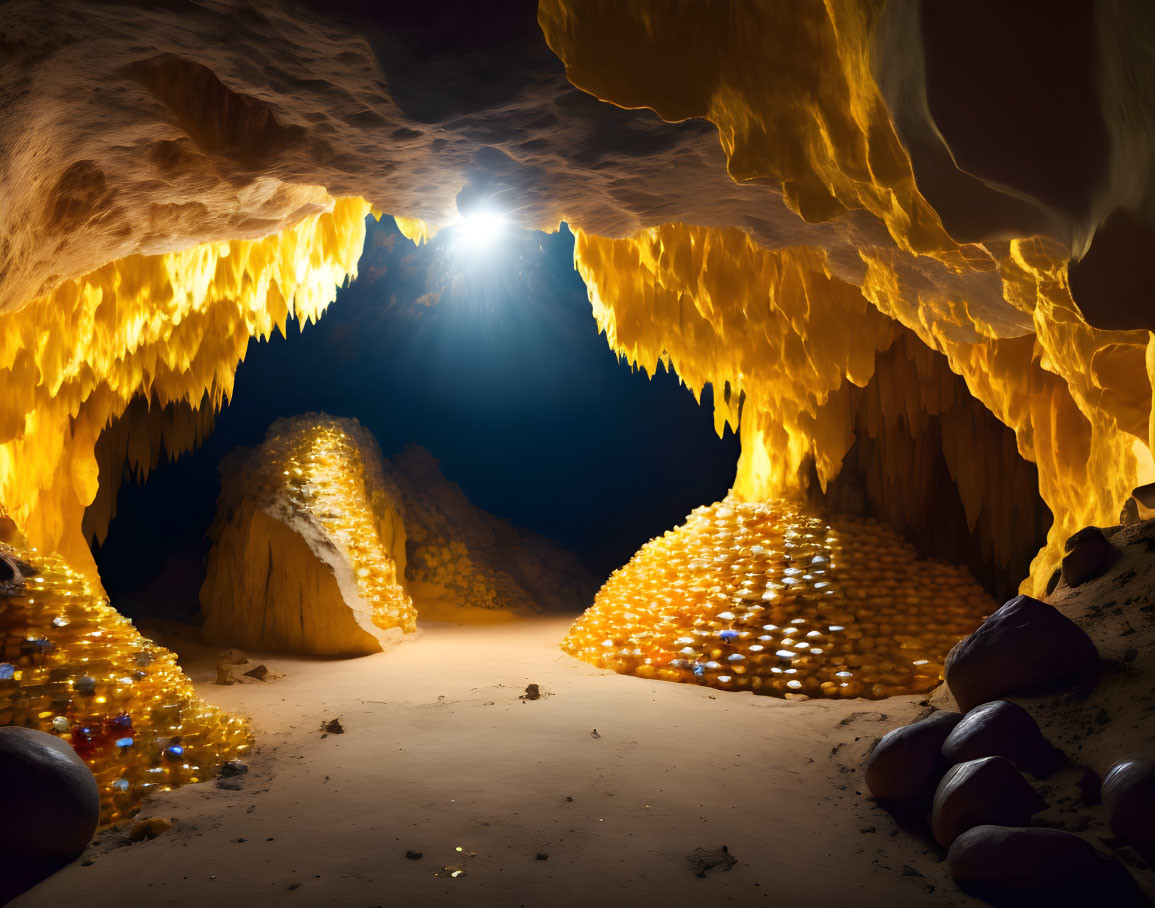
[942,700,1063,778]
[0,726,100,857]
[947,824,1146,906]
[944,595,1099,712]
[1102,754,1155,865]
[864,710,962,805]
[932,757,1046,847]
[1059,526,1118,587]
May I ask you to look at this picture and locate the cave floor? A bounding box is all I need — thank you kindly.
[14,616,978,907]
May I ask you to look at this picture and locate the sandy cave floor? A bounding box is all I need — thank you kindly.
[14,616,979,907]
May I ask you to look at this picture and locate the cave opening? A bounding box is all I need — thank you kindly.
[86,215,741,625]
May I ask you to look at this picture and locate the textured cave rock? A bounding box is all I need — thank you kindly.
[201,415,414,656]
[944,595,1101,713]
[864,710,962,805]
[0,726,100,857]
[803,330,1051,602]
[1059,526,1120,588]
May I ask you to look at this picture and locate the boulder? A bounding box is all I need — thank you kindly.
[0,726,100,857]
[944,595,1099,712]
[948,824,1145,906]
[942,700,1063,777]
[1059,526,1118,587]
[932,756,1046,847]
[1102,754,1155,864]
[864,710,962,804]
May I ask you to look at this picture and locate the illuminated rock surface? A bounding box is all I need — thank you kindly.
[0,546,250,824]
[201,415,414,656]
[0,198,369,577]
[563,497,995,698]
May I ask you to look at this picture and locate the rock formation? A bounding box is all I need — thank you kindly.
[201,415,415,656]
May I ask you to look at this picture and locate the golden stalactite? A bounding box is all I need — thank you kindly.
[82,394,218,551]
[0,196,371,579]
[541,0,1155,594]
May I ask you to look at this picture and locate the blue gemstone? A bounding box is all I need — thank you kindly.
[693,665,705,677]
[115,737,134,748]
[112,779,130,792]
[165,744,184,758]
[719,629,738,641]
[0,663,14,680]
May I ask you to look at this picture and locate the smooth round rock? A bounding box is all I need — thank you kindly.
[943,700,1063,778]
[864,710,962,804]
[948,824,1145,906]
[944,595,1099,712]
[1060,526,1119,587]
[1102,754,1155,864]
[932,756,1046,847]
[0,726,100,857]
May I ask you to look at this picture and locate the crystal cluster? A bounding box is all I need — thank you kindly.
[563,497,995,699]
[0,547,251,823]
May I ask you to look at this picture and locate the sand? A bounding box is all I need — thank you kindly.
[13,616,976,907]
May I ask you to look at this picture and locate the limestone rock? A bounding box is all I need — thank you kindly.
[1059,527,1119,588]
[931,757,1045,847]
[201,415,415,656]
[947,825,1145,906]
[942,700,1063,778]
[944,595,1100,712]
[1102,754,1155,865]
[0,726,100,857]
[864,710,962,804]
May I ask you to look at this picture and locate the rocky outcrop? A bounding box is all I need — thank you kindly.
[201,415,415,656]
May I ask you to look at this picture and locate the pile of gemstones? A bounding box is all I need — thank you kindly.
[562,497,996,699]
[0,546,251,822]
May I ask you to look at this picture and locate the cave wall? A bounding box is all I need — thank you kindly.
[802,331,1052,602]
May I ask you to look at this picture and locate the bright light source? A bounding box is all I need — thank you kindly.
[453,210,507,251]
